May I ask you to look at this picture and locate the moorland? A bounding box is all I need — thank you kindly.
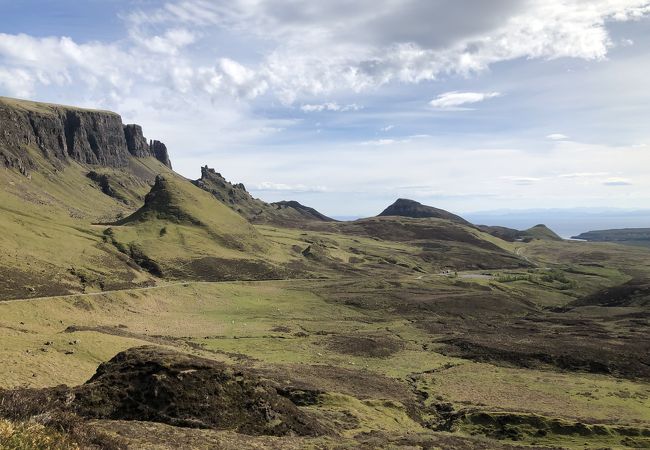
[0,97,648,449]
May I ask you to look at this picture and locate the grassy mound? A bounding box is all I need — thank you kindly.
[108,175,281,280]
[378,198,470,225]
[524,224,563,241]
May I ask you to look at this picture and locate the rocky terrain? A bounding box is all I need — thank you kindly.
[194,165,333,225]
[0,97,171,174]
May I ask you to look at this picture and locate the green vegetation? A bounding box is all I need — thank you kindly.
[1,97,649,448]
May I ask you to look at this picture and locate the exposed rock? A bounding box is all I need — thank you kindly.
[194,166,266,216]
[73,346,329,436]
[194,165,334,225]
[123,124,150,157]
[0,96,172,174]
[150,140,172,168]
[379,198,470,225]
[87,171,117,198]
[63,109,130,166]
[0,149,31,176]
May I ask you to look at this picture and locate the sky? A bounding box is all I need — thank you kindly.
[1,0,650,220]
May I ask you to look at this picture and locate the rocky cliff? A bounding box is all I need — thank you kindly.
[0,96,172,174]
[123,124,150,157]
[149,139,172,169]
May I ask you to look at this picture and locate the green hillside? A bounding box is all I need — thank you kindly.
[108,174,285,280]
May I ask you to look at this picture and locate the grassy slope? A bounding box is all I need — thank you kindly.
[0,151,170,299]
[525,224,563,241]
[0,96,116,116]
[106,175,309,281]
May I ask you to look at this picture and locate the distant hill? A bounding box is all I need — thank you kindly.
[194,166,334,225]
[378,199,470,225]
[572,228,650,247]
[478,224,562,242]
[271,200,335,222]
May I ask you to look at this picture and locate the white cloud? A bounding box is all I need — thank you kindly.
[430,91,500,109]
[547,133,570,140]
[0,33,130,95]
[218,58,269,99]
[500,176,543,185]
[133,28,197,55]
[254,182,328,193]
[558,172,608,179]
[0,67,35,98]
[360,138,410,146]
[603,177,632,186]
[301,102,361,112]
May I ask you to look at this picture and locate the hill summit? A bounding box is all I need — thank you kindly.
[378,198,470,225]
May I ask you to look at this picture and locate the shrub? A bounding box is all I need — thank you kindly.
[0,388,126,450]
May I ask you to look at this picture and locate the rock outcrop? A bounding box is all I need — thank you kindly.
[194,166,267,217]
[0,97,172,174]
[194,165,334,225]
[123,124,150,157]
[149,140,172,169]
[45,346,330,436]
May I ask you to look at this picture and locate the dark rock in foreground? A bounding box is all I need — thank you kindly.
[73,346,329,437]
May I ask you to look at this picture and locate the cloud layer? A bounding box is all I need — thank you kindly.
[2,1,650,102]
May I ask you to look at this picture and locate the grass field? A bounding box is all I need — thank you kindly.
[1,264,648,448]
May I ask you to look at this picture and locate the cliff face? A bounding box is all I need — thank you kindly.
[0,97,172,174]
[150,140,172,169]
[124,124,150,158]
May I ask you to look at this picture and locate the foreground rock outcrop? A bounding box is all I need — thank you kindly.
[0,96,171,174]
[73,347,328,437]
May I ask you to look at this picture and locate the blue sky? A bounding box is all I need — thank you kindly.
[1,0,650,218]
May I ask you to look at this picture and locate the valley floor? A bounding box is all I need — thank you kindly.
[1,239,649,449]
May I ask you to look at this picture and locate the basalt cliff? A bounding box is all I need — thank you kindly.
[0,97,171,175]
